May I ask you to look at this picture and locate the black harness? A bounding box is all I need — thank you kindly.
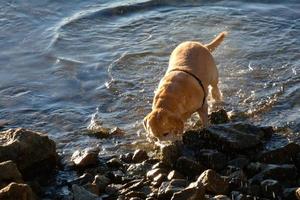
[169,69,206,107]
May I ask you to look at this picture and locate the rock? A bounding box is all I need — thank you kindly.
[245,162,264,177]
[182,130,206,149]
[209,109,229,124]
[196,169,229,195]
[171,186,205,200]
[296,188,300,200]
[175,157,205,178]
[295,153,300,169]
[127,162,152,177]
[210,195,231,200]
[105,170,124,184]
[152,162,169,170]
[106,158,123,168]
[283,187,298,200]
[71,147,100,168]
[161,143,182,167]
[72,184,100,200]
[147,168,168,180]
[198,123,264,152]
[0,182,36,200]
[0,160,23,188]
[105,184,122,195]
[93,174,111,192]
[120,153,134,163]
[125,191,146,199]
[227,170,247,191]
[227,156,249,169]
[0,128,57,175]
[157,179,186,200]
[167,170,185,180]
[260,179,282,199]
[109,127,125,137]
[257,142,300,164]
[132,149,148,163]
[151,173,167,188]
[250,164,297,185]
[196,149,227,170]
[67,173,94,186]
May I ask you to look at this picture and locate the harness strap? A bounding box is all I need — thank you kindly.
[169,69,206,107]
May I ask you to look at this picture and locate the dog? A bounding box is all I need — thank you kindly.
[143,32,227,142]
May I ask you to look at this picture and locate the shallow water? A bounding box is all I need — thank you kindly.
[1,0,300,158]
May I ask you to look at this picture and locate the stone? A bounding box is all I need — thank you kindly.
[93,174,111,192]
[147,168,168,180]
[106,158,123,168]
[260,179,282,199]
[0,128,57,175]
[0,182,36,200]
[105,184,122,195]
[0,160,23,188]
[227,170,247,191]
[245,162,264,177]
[257,142,300,164]
[209,109,229,124]
[283,187,298,200]
[196,169,229,195]
[227,156,249,169]
[175,157,205,178]
[296,188,300,200]
[152,162,169,170]
[210,195,231,200]
[68,173,94,186]
[196,149,227,170]
[151,173,167,188]
[125,191,146,199]
[109,127,125,137]
[72,184,100,200]
[158,179,188,200]
[105,170,124,184]
[127,162,152,177]
[167,170,185,180]
[71,147,100,168]
[120,153,134,163]
[171,186,205,200]
[132,149,148,163]
[250,164,297,185]
[161,143,182,167]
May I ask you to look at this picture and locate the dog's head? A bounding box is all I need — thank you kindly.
[143,109,184,142]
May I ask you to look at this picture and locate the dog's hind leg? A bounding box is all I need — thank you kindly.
[197,101,208,128]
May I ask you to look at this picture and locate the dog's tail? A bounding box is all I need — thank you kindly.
[205,31,227,52]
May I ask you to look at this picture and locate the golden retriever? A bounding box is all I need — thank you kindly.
[144,32,227,142]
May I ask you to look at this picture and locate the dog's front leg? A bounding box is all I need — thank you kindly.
[197,101,208,128]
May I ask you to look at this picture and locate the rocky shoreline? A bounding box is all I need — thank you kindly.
[0,109,300,200]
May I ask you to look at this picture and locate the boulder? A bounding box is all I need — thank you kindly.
[92,174,111,192]
[209,109,229,124]
[0,128,57,176]
[171,185,205,200]
[175,157,205,178]
[147,168,168,180]
[71,147,100,168]
[196,149,227,170]
[132,149,148,163]
[0,182,36,200]
[158,179,188,200]
[257,142,300,164]
[196,169,229,195]
[161,143,182,167]
[106,158,123,168]
[151,173,167,188]
[0,160,23,189]
[120,152,134,163]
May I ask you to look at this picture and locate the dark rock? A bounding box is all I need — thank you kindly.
[152,162,169,170]
[245,162,264,178]
[161,143,182,167]
[105,170,124,184]
[227,156,249,169]
[132,149,148,163]
[247,184,261,197]
[147,168,168,180]
[120,153,134,163]
[167,170,185,180]
[227,170,247,191]
[125,191,146,199]
[110,127,125,137]
[93,174,111,192]
[296,188,300,200]
[105,184,122,195]
[283,187,298,200]
[171,185,205,200]
[127,162,152,178]
[196,169,229,195]
[68,173,94,186]
[158,179,188,200]
[257,142,300,164]
[250,164,297,185]
[260,179,282,199]
[210,195,231,200]
[0,160,23,189]
[151,174,167,188]
[175,157,205,178]
[0,182,36,200]
[106,158,123,168]
[295,153,300,169]
[0,128,58,175]
[182,130,206,148]
[196,149,227,170]
[71,147,100,168]
[209,109,229,124]
[72,184,100,200]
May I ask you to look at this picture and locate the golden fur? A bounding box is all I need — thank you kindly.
[144,32,227,142]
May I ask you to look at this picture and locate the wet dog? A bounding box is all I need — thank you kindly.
[144,32,227,142]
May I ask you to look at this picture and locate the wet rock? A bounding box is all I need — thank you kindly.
[107,158,123,168]
[283,187,298,200]
[71,147,100,168]
[110,127,125,137]
[196,169,229,195]
[0,160,23,188]
[161,143,182,167]
[167,170,184,180]
[209,195,231,200]
[68,173,94,186]
[0,182,36,200]
[257,142,300,164]
[196,149,227,170]
[175,156,205,178]
[227,156,249,169]
[132,149,148,163]
[209,109,229,124]
[120,153,134,163]
[147,168,168,180]
[72,184,100,200]
[260,179,282,199]
[250,164,297,185]
[0,128,57,175]
[198,123,263,152]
